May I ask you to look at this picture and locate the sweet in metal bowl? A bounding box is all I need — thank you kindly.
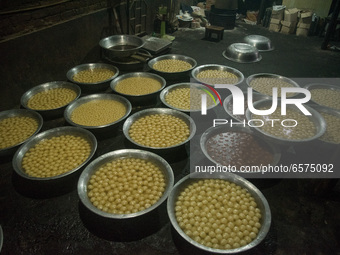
[167,172,272,254]
[223,43,262,63]
[110,72,166,105]
[191,64,244,87]
[20,81,81,119]
[78,149,174,219]
[245,99,326,145]
[12,126,97,181]
[66,63,119,92]
[148,54,197,80]
[64,93,132,134]
[159,83,221,113]
[122,108,196,151]
[304,83,340,110]
[0,109,43,157]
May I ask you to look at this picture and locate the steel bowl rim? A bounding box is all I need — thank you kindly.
[122,108,196,150]
[110,72,166,98]
[0,109,43,154]
[200,125,281,172]
[309,104,340,145]
[223,91,271,122]
[223,43,262,63]
[243,35,274,52]
[148,54,197,74]
[304,83,340,110]
[12,126,97,181]
[99,35,146,51]
[245,99,327,143]
[20,81,81,112]
[191,64,245,86]
[167,172,272,254]
[159,82,221,113]
[77,149,174,219]
[64,93,132,130]
[66,63,119,85]
[246,73,301,98]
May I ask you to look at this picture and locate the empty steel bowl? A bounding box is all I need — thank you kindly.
[191,64,244,86]
[245,99,326,145]
[78,149,174,219]
[66,63,119,92]
[110,72,166,105]
[304,83,340,110]
[12,126,97,181]
[167,172,272,254]
[0,109,43,156]
[223,43,262,63]
[122,108,196,151]
[21,81,81,119]
[148,54,197,80]
[99,35,146,59]
[160,83,221,113]
[64,93,132,134]
[244,35,274,51]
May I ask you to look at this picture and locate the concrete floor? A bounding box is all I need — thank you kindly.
[0,19,340,255]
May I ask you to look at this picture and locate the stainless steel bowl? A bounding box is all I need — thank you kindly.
[12,126,97,181]
[191,64,244,86]
[78,149,174,219]
[223,43,262,63]
[223,91,270,122]
[66,63,119,92]
[64,93,132,134]
[148,54,197,80]
[110,72,166,105]
[99,35,146,59]
[0,109,43,157]
[311,105,340,145]
[245,99,326,145]
[246,73,300,98]
[244,35,274,51]
[200,125,281,171]
[160,83,221,113]
[304,83,340,110]
[122,108,196,151]
[167,172,272,254]
[21,81,81,119]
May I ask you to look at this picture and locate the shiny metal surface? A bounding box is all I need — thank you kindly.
[200,125,281,170]
[66,63,119,92]
[191,64,244,86]
[167,172,272,254]
[12,126,97,180]
[122,108,196,150]
[78,149,174,219]
[0,109,43,156]
[244,35,274,51]
[147,54,197,80]
[64,93,132,133]
[110,72,166,105]
[159,82,220,113]
[223,43,262,63]
[246,73,300,98]
[99,35,145,58]
[0,225,2,253]
[223,91,271,122]
[20,81,81,119]
[245,99,327,145]
[304,83,340,110]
